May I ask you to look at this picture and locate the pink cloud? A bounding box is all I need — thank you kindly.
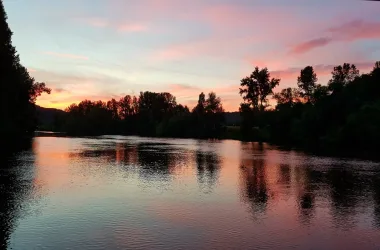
[54,88,69,93]
[151,34,263,62]
[169,83,200,92]
[203,5,248,28]
[144,3,314,63]
[291,19,380,54]
[328,19,380,41]
[291,37,332,54]
[202,4,295,30]
[44,51,89,60]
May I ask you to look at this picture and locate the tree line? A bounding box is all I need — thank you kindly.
[239,62,380,157]
[58,91,225,138]
[56,59,380,158]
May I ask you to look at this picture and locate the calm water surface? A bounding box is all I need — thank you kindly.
[1,136,380,249]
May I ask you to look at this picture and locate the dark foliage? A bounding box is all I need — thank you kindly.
[36,106,66,131]
[61,91,226,139]
[0,0,50,138]
[239,61,380,158]
[239,67,280,111]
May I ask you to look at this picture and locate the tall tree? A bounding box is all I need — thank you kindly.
[106,98,119,120]
[118,95,134,119]
[192,92,206,114]
[328,63,359,94]
[0,0,50,136]
[240,67,280,111]
[297,66,317,102]
[132,96,139,114]
[205,92,224,113]
[159,92,177,115]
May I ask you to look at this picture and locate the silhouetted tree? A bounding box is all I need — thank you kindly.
[297,66,317,102]
[273,88,301,108]
[311,84,329,104]
[118,95,134,119]
[64,100,114,135]
[106,98,119,120]
[239,103,255,136]
[0,0,50,137]
[191,92,225,138]
[192,92,206,114]
[240,67,280,111]
[205,92,224,113]
[62,90,226,139]
[373,61,380,76]
[328,63,359,94]
[238,60,380,158]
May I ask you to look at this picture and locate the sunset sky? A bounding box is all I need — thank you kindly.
[4,0,380,111]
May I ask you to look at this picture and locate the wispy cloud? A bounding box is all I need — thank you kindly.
[291,37,332,54]
[54,88,70,93]
[169,83,201,92]
[328,19,380,41]
[291,19,380,54]
[44,51,89,60]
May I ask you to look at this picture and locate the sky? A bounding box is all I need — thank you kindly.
[4,0,380,111]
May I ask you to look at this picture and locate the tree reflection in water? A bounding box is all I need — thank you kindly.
[294,166,318,225]
[3,137,380,249]
[0,139,34,249]
[239,157,269,216]
[195,149,221,194]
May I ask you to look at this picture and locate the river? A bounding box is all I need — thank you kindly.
[1,135,380,249]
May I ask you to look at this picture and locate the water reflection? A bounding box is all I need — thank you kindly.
[278,164,291,187]
[69,140,223,193]
[237,141,380,232]
[0,139,34,249]
[295,167,317,225]
[3,137,380,249]
[195,148,221,193]
[115,143,138,165]
[239,158,269,215]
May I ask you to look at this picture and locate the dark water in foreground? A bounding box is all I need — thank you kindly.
[1,136,380,250]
